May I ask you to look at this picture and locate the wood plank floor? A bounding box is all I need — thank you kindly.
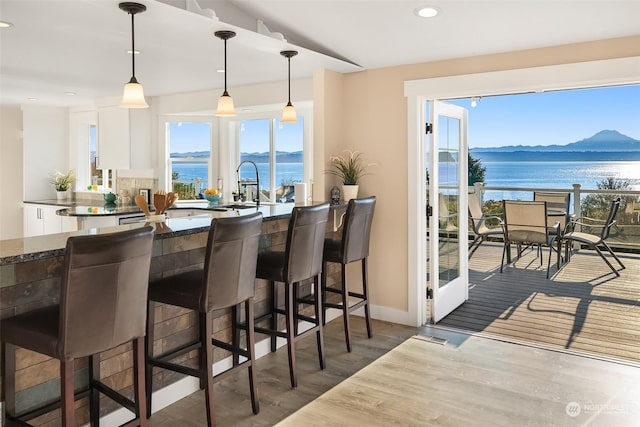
[147,318,419,427]
[277,333,640,426]
[439,242,640,364]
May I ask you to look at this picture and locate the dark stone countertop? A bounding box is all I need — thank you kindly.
[2,201,346,266]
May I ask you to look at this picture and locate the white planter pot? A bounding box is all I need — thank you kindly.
[342,185,359,201]
[56,190,68,201]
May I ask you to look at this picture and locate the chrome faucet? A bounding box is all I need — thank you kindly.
[236,160,260,206]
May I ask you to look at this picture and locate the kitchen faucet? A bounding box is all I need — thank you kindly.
[236,160,260,206]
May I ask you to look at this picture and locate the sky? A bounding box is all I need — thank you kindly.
[168,118,304,153]
[169,84,639,152]
[448,84,640,148]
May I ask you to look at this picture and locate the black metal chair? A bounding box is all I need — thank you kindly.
[2,226,154,427]
[322,196,376,352]
[145,213,263,427]
[254,203,329,388]
[562,197,625,276]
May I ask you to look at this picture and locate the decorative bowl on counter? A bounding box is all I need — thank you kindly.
[205,194,221,204]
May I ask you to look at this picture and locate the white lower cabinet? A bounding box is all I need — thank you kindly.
[76,216,118,230]
[24,204,78,237]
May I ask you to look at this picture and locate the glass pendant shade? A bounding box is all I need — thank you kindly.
[280,50,298,124]
[119,2,148,109]
[121,78,148,108]
[214,31,237,117]
[216,91,236,116]
[281,101,297,123]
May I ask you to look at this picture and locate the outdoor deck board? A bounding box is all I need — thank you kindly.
[438,242,640,364]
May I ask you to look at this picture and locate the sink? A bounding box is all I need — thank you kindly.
[217,203,260,210]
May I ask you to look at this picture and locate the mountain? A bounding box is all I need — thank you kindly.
[471,130,640,153]
[170,150,303,163]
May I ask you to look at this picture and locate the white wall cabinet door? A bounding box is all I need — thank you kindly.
[97,106,130,170]
[23,204,77,237]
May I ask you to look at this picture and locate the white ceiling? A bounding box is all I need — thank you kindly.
[1,0,639,107]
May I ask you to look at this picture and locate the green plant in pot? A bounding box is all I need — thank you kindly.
[49,170,75,200]
[326,150,374,201]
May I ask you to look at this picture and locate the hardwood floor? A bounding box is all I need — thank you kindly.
[146,244,640,426]
[147,317,640,426]
[439,242,640,364]
[277,334,640,426]
[147,317,419,426]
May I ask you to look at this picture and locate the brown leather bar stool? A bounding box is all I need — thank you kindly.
[322,196,376,352]
[254,203,329,388]
[145,213,263,427]
[1,226,155,427]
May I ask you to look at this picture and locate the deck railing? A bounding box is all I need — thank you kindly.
[471,183,640,250]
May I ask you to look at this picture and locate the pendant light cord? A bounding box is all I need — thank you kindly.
[130,11,137,82]
[287,56,291,103]
[223,38,228,95]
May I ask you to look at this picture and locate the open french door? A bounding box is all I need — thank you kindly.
[428,101,469,323]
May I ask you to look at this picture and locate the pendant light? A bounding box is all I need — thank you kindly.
[119,2,148,108]
[214,30,236,116]
[280,50,298,123]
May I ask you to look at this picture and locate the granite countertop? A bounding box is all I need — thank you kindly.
[2,201,346,266]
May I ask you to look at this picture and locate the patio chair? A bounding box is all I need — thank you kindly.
[468,192,504,258]
[561,197,625,276]
[501,200,559,278]
[534,191,571,264]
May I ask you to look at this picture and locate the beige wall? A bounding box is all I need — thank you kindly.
[317,35,640,316]
[0,106,23,240]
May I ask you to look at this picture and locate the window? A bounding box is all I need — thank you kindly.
[238,117,305,203]
[167,121,212,200]
[88,124,111,190]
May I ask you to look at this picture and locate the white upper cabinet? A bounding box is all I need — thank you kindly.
[97,106,131,169]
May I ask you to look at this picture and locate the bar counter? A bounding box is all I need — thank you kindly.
[0,201,344,426]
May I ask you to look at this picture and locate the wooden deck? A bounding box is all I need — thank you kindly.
[438,242,640,364]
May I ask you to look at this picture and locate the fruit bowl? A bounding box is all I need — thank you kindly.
[205,194,221,204]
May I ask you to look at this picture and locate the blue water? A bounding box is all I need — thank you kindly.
[172,162,304,191]
[173,160,640,198]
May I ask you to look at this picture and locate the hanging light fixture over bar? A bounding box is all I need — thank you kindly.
[119,2,148,108]
[214,30,237,116]
[280,50,298,123]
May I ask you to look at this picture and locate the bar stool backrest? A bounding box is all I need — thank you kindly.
[59,226,154,360]
[202,212,263,312]
[341,196,376,264]
[285,203,330,283]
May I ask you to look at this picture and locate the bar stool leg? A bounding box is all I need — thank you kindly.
[245,298,260,414]
[3,342,17,419]
[133,337,148,425]
[145,300,155,418]
[270,281,278,353]
[362,258,372,338]
[284,282,297,388]
[201,311,215,426]
[341,263,352,352]
[232,305,240,367]
[60,360,75,427]
[313,274,325,369]
[89,353,100,426]
[321,262,328,326]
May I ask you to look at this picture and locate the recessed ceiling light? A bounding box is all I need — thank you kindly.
[127,50,141,55]
[216,69,225,73]
[415,6,439,18]
[0,21,13,28]
[65,92,76,96]
[27,97,37,101]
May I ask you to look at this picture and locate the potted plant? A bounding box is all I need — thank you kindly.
[326,150,374,201]
[49,170,75,200]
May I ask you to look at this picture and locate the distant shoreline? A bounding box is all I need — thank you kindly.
[470,151,640,162]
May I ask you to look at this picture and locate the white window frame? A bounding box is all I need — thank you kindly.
[160,116,216,199]
[228,104,312,203]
